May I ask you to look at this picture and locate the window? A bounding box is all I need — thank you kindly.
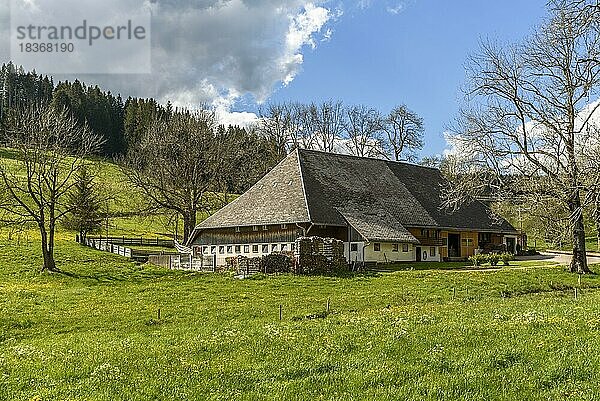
[281,223,287,229]
[271,244,278,252]
[243,245,250,253]
[350,243,358,252]
[290,243,295,251]
[442,238,448,246]
[262,225,268,231]
[462,238,474,246]
[392,244,399,252]
[252,225,259,231]
[202,246,209,255]
[252,244,259,253]
[373,243,381,252]
[402,244,409,252]
[281,244,288,252]
[479,232,492,244]
[226,245,233,254]
[430,247,436,257]
[219,246,225,254]
[235,226,241,233]
[421,229,426,237]
[235,245,241,254]
[210,246,216,254]
[262,244,269,253]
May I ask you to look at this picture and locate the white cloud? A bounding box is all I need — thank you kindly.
[2,0,335,123]
[386,3,404,14]
[280,3,331,86]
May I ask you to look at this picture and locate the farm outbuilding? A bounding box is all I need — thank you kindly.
[187,149,521,265]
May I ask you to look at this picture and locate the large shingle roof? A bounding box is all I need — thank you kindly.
[192,149,517,240]
[197,151,310,229]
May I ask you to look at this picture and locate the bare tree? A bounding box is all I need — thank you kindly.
[344,105,384,157]
[383,105,424,162]
[443,1,600,273]
[121,109,218,242]
[0,105,103,272]
[256,103,293,158]
[308,101,346,152]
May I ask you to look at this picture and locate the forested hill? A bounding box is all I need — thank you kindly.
[0,62,282,193]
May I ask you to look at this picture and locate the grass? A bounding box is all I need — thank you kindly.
[530,237,600,253]
[2,233,600,400]
[3,150,600,399]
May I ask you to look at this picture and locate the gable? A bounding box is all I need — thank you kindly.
[197,150,310,229]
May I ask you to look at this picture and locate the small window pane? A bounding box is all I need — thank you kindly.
[271,244,278,252]
[219,246,225,254]
[430,247,436,257]
[244,245,250,253]
[227,245,233,254]
[252,244,259,253]
[373,243,381,252]
[351,243,358,252]
[210,246,216,254]
[262,244,268,253]
[281,244,288,252]
[392,244,399,252]
[402,244,409,252]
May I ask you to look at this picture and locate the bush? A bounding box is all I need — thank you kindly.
[487,253,501,266]
[500,252,514,266]
[468,254,486,267]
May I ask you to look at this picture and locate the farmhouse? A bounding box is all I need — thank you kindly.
[187,149,520,265]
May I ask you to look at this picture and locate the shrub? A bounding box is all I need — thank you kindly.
[487,253,501,266]
[468,254,486,267]
[500,252,514,266]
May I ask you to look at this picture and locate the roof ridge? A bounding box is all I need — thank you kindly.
[295,148,312,222]
[296,147,440,171]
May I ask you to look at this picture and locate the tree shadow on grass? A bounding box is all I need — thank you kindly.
[48,259,191,284]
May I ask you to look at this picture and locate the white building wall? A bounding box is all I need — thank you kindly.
[364,242,441,263]
[199,242,297,266]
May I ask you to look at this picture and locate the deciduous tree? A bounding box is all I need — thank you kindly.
[0,105,103,271]
[443,1,600,273]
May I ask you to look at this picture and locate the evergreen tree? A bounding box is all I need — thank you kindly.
[63,165,104,242]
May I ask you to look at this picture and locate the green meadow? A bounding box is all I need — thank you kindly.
[1,233,600,400]
[2,153,600,400]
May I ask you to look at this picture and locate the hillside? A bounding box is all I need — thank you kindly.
[2,151,600,400]
[1,236,600,399]
[0,149,225,240]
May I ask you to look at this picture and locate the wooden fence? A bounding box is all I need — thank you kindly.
[81,236,176,262]
[84,236,174,247]
[148,254,216,272]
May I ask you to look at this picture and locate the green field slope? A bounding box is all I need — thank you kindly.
[2,151,600,400]
[1,235,600,400]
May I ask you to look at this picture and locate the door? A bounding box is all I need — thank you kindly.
[506,237,516,254]
[448,234,461,257]
[416,247,422,262]
[348,242,364,262]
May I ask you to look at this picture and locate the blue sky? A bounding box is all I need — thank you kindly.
[263,0,549,157]
[1,0,549,157]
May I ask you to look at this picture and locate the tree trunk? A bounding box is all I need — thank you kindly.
[568,194,590,273]
[39,227,57,272]
[182,210,197,244]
